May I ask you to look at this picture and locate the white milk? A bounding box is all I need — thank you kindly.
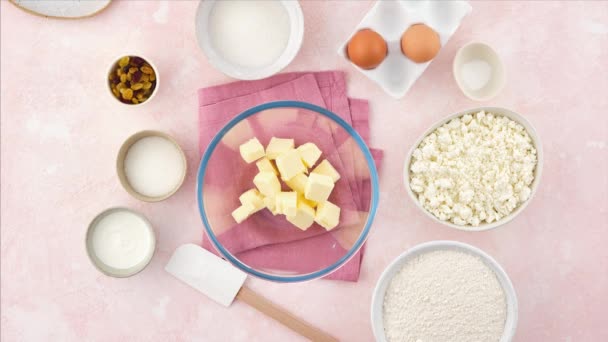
[124,136,184,198]
[91,210,153,269]
[208,0,290,68]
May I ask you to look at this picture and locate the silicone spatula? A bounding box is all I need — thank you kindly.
[165,244,338,342]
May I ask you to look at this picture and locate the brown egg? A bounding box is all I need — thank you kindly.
[401,24,441,63]
[346,29,387,70]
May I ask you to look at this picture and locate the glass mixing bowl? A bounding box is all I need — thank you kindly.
[197,101,379,282]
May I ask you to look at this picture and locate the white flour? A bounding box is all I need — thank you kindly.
[383,250,507,342]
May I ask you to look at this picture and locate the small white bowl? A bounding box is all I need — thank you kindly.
[453,42,505,101]
[404,107,543,231]
[106,54,159,106]
[195,0,304,80]
[371,240,518,342]
[85,207,156,278]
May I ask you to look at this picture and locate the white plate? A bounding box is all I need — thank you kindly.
[10,0,111,19]
[338,0,471,98]
[403,107,543,231]
[371,241,518,342]
[195,0,304,80]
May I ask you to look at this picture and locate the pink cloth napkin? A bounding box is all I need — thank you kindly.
[198,71,383,281]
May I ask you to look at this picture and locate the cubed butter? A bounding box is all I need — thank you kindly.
[239,189,264,212]
[256,157,278,175]
[239,138,265,163]
[311,159,341,183]
[266,137,294,160]
[297,142,322,168]
[286,202,316,230]
[304,173,335,203]
[276,191,297,217]
[232,203,255,224]
[253,172,281,197]
[284,173,308,194]
[315,201,340,230]
[276,149,306,181]
[263,196,279,215]
[297,193,317,208]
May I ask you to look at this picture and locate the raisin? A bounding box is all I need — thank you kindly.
[116,82,126,91]
[120,74,127,83]
[131,71,142,83]
[118,56,130,67]
[131,98,139,104]
[149,73,156,81]
[143,82,152,90]
[128,67,138,74]
[141,66,153,74]
[131,83,143,90]
[121,88,133,100]
[126,73,132,81]
[132,57,144,66]
[141,74,149,82]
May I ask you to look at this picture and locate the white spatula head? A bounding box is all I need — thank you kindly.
[165,244,247,307]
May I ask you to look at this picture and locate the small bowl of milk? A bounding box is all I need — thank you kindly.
[117,130,187,202]
[195,0,304,80]
[453,42,506,101]
[86,207,156,277]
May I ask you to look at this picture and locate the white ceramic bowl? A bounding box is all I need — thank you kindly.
[106,54,159,107]
[404,107,543,231]
[371,240,518,342]
[85,207,156,278]
[195,0,304,80]
[453,42,506,101]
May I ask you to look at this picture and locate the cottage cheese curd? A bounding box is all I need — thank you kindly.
[409,111,537,226]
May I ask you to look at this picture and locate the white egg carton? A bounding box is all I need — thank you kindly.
[338,0,471,99]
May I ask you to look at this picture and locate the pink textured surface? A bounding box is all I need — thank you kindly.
[1,1,607,341]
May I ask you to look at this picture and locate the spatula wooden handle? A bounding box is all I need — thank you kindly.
[236,286,338,342]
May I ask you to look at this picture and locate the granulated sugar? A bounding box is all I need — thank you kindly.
[383,250,506,342]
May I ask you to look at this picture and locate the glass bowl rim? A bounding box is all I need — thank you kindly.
[196,100,379,282]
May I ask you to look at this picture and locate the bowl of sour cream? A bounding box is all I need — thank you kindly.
[86,207,156,277]
[195,0,304,80]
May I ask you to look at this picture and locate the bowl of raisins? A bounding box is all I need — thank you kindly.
[107,55,158,105]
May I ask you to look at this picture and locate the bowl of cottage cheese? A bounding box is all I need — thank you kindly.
[404,107,543,230]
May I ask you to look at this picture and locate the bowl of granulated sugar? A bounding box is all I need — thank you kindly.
[371,241,517,342]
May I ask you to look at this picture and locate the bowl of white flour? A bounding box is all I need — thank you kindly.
[371,241,518,342]
[404,107,543,231]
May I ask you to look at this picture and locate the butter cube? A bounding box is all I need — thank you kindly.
[287,202,316,230]
[311,159,341,183]
[315,201,341,230]
[263,196,279,215]
[256,157,278,175]
[239,189,264,212]
[276,191,297,217]
[239,138,265,163]
[232,203,255,224]
[284,173,308,194]
[276,149,306,181]
[297,143,322,168]
[304,173,335,203]
[266,137,294,160]
[298,193,317,208]
[253,172,281,197]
